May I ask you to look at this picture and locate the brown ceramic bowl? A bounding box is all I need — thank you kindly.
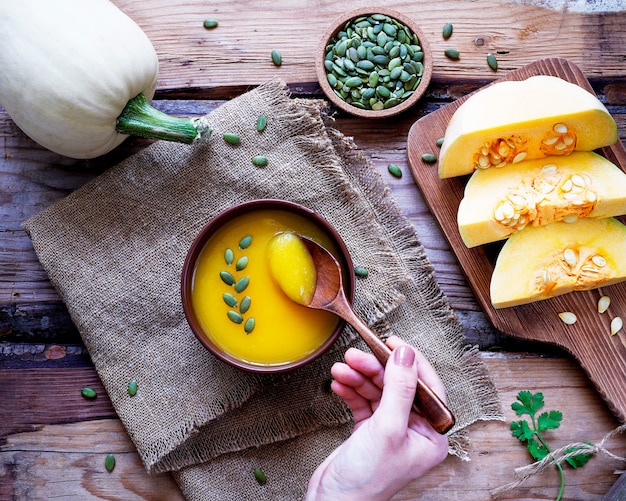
[316,8,432,119]
[181,199,355,374]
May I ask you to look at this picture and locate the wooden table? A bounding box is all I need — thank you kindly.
[2,1,625,499]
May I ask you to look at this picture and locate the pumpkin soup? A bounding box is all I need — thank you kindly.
[190,209,341,367]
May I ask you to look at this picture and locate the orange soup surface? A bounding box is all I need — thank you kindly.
[191,209,342,367]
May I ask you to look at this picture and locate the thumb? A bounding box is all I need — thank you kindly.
[375,345,418,433]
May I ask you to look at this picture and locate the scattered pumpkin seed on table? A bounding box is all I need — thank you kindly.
[105,453,116,473]
[442,23,453,40]
[436,137,445,147]
[81,387,97,399]
[322,13,426,111]
[444,48,460,60]
[421,153,438,163]
[271,49,282,66]
[387,164,402,178]
[203,19,218,29]
[487,53,498,71]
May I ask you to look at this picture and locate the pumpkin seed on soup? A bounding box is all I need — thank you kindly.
[224,248,234,265]
[227,310,244,324]
[223,293,238,307]
[239,235,253,249]
[244,317,256,334]
[236,256,249,271]
[234,276,250,293]
[220,270,235,285]
[240,296,251,314]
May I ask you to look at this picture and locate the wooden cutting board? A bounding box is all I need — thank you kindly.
[407,58,626,422]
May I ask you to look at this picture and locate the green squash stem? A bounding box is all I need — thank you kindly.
[115,93,211,143]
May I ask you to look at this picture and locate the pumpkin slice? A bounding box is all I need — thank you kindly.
[490,217,626,308]
[458,152,626,248]
[438,75,618,178]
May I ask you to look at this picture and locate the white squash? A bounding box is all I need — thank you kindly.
[0,0,211,159]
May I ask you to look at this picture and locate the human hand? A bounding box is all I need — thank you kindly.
[306,336,449,501]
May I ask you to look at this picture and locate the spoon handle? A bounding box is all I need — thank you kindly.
[337,301,455,435]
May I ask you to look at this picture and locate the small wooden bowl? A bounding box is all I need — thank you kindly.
[316,8,432,119]
[181,199,355,374]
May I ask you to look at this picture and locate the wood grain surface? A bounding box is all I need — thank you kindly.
[407,58,626,423]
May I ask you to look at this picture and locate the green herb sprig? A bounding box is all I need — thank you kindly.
[510,391,593,501]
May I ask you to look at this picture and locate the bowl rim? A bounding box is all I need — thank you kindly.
[316,7,433,119]
[181,199,355,374]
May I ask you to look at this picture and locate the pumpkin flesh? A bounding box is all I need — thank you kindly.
[490,217,626,308]
[438,75,618,178]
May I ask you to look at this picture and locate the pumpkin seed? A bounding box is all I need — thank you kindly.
[610,316,623,335]
[256,114,267,132]
[236,256,249,271]
[203,19,218,29]
[387,164,402,178]
[81,387,97,399]
[252,155,269,167]
[442,23,453,40]
[253,467,267,485]
[105,453,116,473]
[444,48,460,60]
[234,276,250,293]
[223,133,241,145]
[239,235,253,249]
[244,317,256,334]
[421,153,438,163]
[227,310,244,324]
[354,266,369,278]
[436,137,445,147]
[487,53,498,71]
[127,380,138,397]
[597,295,611,313]
[220,270,235,286]
[558,311,577,325]
[240,296,251,314]
[223,293,238,307]
[224,248,234,265]
[271,49,282,66]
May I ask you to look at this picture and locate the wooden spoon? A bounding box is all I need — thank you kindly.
[301,237,455,435]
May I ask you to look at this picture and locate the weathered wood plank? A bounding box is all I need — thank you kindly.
[1,355,623,500]
[111,0,626,91]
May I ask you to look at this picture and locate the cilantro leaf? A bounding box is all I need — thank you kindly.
[527,437,550,461]
[537,410,563,431]
[565,442,594,469]
[512,390,544,417]
[511,420,534,442]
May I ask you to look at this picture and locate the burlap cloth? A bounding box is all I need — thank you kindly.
[23,80,503,500]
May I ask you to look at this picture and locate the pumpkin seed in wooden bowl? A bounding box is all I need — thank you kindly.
[316,8,432,119]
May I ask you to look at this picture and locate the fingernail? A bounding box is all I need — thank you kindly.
[393,345,415,367]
